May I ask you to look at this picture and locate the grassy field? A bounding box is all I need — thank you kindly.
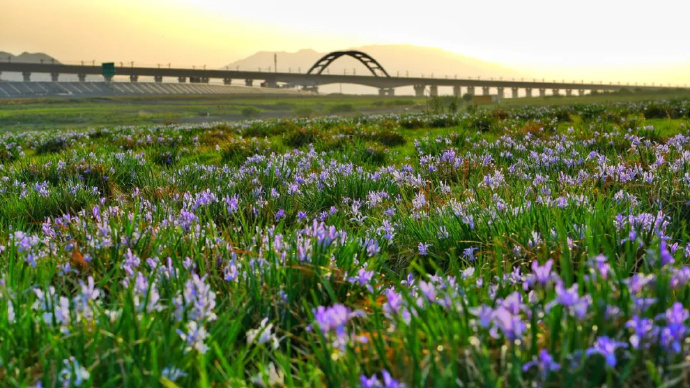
[1,87,689,132]
[1,96,690,386]
[0,95,425,131]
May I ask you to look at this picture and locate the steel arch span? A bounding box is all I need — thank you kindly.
[306,51,390,77]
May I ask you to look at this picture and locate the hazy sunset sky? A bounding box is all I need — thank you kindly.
[2,0,689,83]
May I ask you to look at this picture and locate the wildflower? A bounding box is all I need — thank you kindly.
[660,302,689,353]
[586,336,627,367]
[625,315,657,350]
[246,318,279,350]
[383,288,410,323]
[523,259,557,290]
[224,194,240,215]
[418,281,437,302]
[470,305,493,328]
[523,349,560,379]
[418,242,431,256]
[359,370,405,388]
[490,306,527,341]
[588,254,611,280]
[660,238,675,267]
[312,304,363,336]
[177,321,210,354]
[461,267,475,280]
[275,209,285,221]
[174,274,217,322]
[462,247,477,261]
[58,357,90,387]
[412,191,427,209]
[437,226,449,239]
[161,367,187,382]
[251,362,285,387]
[347,268,375,292]
[364,239,380,257]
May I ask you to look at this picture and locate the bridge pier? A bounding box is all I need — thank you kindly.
[578,90,586,96]
[154,75,163,83]
[413,85,425,97]
[178,77,186,83]
[78,74,86,82]
[539,88,546,97]
[51,73,59,82]
[511,87,519,98]
[130,75,139,82]
[223,78,232,85]
[429,85,438,97]
[245,79,253,87]
[263,78,277,88]
[453,85,461,97]
[497,87,504,99]
[552,88,560,97]
[482,86,490,95]
[566,89,572,97]
[378,88,394,96]
[525,88,532,98]
[22,72,31,82]
[467,86,475,95]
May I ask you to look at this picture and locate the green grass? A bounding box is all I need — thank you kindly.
[1,97,690,387]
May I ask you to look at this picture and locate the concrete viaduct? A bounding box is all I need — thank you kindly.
[0,51,681,98]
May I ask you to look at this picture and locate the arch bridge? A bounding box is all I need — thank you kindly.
[306,51,390,78]
[0,50,680,98]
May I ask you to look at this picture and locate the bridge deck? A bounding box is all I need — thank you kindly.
[0,63,681,92]
[0,81,308,98]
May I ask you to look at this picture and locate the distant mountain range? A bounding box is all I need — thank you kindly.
[0,51,60,64]
[225,44,523,80]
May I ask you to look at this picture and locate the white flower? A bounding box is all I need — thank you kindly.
[251,362,285,387]
[59,357,90,387]
[246,318,279,350]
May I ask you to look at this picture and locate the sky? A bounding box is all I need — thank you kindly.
[2,0,689,84]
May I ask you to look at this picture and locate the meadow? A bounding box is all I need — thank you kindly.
[1,97,690,387]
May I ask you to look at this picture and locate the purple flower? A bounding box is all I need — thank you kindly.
[174,274,217,322]
[177,321,209,354]
[383,288,410,323]
[418,242,431,256]
[625,315,658,350]
[490,306,526,340]
[523,349,560,378]
[418,281,437,303]
[347,268,375,292]
[462,247,478,261]
[470,305,493,328]
[589,254,611,280]
[547,283,590,320]
[224,194,240,215]
[275,209,285,221]
[671,267,690,289]
[660,238,675,267]
[364,239,380,257]
[660,302,689,353]
[360,374,380,388]
[524,259,556,290]
[359,370,405,388]
[586,336,627,367]
[312,304,363,338]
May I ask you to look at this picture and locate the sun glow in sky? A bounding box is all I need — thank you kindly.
[2,0,689,83]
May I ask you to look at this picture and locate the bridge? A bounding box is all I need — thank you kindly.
[0,51,684,98]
